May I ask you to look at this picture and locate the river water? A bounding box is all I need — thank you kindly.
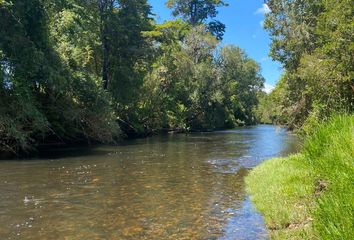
[0,125,298,240]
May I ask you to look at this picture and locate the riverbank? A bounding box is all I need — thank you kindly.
[0,124,258,160]
[246,115,353,239]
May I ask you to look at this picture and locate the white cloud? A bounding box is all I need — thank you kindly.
[263,83,275,94]
[259,20,264,27]
[255,4,271,15]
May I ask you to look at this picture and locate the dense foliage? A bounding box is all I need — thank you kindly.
[0,0,120,154]
[256,0,354,129]
[0,0,264,154]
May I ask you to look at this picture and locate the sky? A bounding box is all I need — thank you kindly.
[148,0,282,92]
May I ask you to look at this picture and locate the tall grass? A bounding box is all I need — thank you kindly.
[246,115,354,239]
[304,115,354,239]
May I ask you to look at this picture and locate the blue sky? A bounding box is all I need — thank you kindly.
[149,0,282,91]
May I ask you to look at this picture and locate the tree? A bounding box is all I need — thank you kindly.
[70,0,118,89]
[166,0,228,40]
[264,0,354,129]
[265,0,323,71]
[218,46,264,125]
[109,0,153,103]
[98,0,115,89]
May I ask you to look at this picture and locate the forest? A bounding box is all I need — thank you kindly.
[0,0,353,154]
[0,0,265,154]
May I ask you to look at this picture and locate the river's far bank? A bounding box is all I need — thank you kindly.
[0,123,269,160]
[245,115,354,239]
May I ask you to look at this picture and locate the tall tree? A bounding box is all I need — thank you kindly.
[263,0,353,129]
[166,0,227,40]
[108,0,153,134]
[218,46,264,124]
[75,0,117,89]
[98,0,115,89]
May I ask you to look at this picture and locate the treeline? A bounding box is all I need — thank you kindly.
[256,0,353,129]
[0,0,264,154]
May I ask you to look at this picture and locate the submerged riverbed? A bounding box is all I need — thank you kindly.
[0,125,298,240]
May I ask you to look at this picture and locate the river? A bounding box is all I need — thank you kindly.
[0,125,298,240]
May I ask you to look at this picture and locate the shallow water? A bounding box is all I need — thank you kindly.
[0,125,298,240]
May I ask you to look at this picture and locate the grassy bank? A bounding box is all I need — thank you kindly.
[246,115,354,239]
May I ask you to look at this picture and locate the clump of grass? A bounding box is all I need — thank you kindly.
[246,115,354,239]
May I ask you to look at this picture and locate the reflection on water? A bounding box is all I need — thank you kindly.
[0,125,298,239]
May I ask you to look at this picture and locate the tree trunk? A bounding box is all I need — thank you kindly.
[102,24,109,90]
[190,0,197,25]
[98,0,113,90]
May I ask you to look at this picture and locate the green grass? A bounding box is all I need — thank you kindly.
[246,115,354,239]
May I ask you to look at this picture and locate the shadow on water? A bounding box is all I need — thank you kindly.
[0,125,298,239]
